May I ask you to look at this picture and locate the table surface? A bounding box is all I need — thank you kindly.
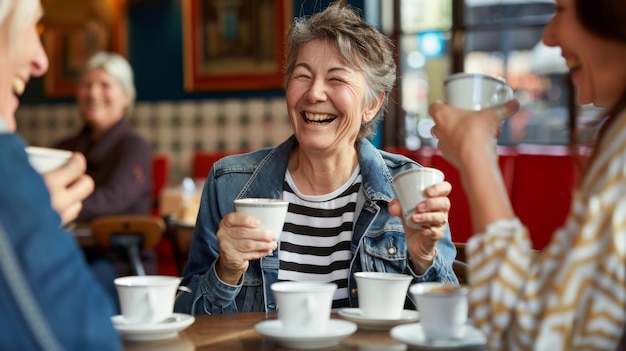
[122,312,412,351]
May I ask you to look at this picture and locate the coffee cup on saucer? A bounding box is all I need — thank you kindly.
[114,275,184,325]
[353,272,413,320]
[271,281,337,334]
[410,282,469,340]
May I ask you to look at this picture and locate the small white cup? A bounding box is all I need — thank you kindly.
[354,272,412,320]
[271,281,337,334]
[444,73,514,111]
[410,282,469,340]
[26,146,72,174]
[392,167,445,229]
[234,198,289,240]
[114,275,183,325]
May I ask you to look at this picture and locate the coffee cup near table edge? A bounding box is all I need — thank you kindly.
[354,272,412,320]
[410,282,469,340]
[271,281,337,334]
[444,72,514,111]
[114,275,183,325]
[26,146,72,174]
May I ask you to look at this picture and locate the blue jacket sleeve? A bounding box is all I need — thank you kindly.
[174,168,243,315]
[0,134,122,350]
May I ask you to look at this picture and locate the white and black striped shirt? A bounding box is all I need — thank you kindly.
[279,166,362,309]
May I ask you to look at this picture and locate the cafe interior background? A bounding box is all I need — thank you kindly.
[18,0,593,256]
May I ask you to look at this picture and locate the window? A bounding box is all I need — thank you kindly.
[393,0,591,148]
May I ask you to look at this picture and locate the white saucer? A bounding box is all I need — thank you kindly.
[391,323,486,350]
[254,319,357,349]
[111,313,195,341]
[338,308,419,331]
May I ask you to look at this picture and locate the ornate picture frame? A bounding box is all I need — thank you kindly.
[182,0,292,92]
[41,1,128,98]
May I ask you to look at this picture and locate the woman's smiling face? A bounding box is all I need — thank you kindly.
[285,39,382,154]
[0,0,48,131]
[76,68,130,132]
[542,0,626,107]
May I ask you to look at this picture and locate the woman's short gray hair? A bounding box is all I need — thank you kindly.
[284,2,397,141]
[82,51,136,110]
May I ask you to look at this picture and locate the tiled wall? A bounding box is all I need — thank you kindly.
[16,97,293,183]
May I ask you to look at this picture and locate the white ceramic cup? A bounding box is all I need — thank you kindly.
[354,272,413,320]
[26,146,72,174]
[114,275,183,325]
[234,198,289,240]
[410,282,469,340]
[271,281,337,334]
[392,167,445,229]
[444,73,514,111]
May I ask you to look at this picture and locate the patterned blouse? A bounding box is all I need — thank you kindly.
[467,111,626,350]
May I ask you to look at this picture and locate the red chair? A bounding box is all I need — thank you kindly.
[192,150,238,180]
[510,145,580,250]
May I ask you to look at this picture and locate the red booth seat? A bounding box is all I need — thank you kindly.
[385,145,585,250]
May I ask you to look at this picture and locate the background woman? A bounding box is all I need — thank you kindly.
[56,51,152,222]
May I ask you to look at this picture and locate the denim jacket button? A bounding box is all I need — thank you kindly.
[388,246,397,255]
[351,288,358,298]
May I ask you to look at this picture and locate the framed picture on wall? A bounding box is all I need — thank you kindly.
[182,0,292,92]
[41,1,128,98]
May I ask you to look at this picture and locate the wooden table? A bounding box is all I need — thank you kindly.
[122,312,409,350]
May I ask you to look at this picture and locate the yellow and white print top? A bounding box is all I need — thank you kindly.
[467,111,626,350]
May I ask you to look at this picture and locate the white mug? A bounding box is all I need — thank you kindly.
[114,275,183,325]
[354,272,412,320]
[271,281,337,333]
[444,73,514,111]
[392,167,445,229]
[26,146,72,174]
[234,198,289,240]
[410,282,469,340]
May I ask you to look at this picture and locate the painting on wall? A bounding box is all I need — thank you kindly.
[182,0,292,92]
[41,0,128,98]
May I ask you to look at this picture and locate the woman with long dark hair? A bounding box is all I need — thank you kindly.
[424,0,626,349]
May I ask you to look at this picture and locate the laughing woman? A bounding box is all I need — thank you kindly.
[176,2,458,315]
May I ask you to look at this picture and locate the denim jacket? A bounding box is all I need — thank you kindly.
[174,135,457,315]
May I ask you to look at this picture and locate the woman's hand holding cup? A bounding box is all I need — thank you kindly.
[216,199,288,285]
[389,170,451,273]
[41,152,94,226]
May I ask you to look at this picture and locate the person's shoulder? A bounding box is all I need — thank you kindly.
[121,130,152,150]
[212,146,279,175]
[220,147,274,166]
[379,148,418,166]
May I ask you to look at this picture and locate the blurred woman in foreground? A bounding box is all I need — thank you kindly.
[0,0,121,349]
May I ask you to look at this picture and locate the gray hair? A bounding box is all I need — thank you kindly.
[82,51,136,111]
[284,2,397,141]
[0,0,39,46]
